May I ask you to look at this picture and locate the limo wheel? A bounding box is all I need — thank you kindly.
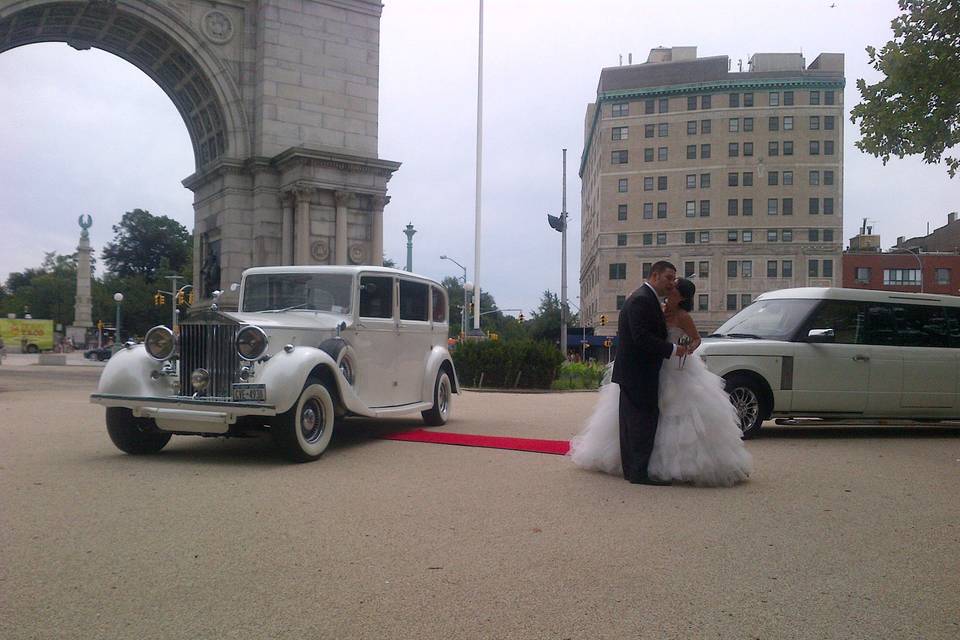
[273,377,335,462]
[725,374,767,439]
[422,370,452,427]
[106,407,171,454]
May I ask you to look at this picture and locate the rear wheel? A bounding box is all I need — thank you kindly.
[724,374,768,439]
[422,370,452,426]
[105,407,171,454]
[273,378,336,462]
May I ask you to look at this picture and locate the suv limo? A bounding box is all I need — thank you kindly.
[91,266,458,461]
[698,287,960,437]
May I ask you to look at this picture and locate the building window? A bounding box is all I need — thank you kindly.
[783,91,794,106]
[658,123,669,137]
[612,102,629,117]
[685,201,696,217]
[612,150,628,164]
[617,233,627,246]
[609,263,627,280]
[769,141,780,156]
[743,141,755,157]
[618,204,628,220]
[782,198,793,215]
[783,141,794,156]
[823,259,834,278]
[936,268,951,284]
[684,231,696,244]
[809,260,819,277]
[782,260,793,277]
[657,202,668,218]
[728,199,739,216]
[700,200,711,217]
[856,267,871,283]
[698,295,709,311]
[824,170,835,185]
[782,229,793,242]
[823,229,835,242]
[825,116,835,130]
[684,261,696,277]
[810,115,820,130]
[729,118,740,133]
[659,97,669,113]
[743,198,753,215]
[644,148,655,162]
[687,95,697,110]
[727,294,738,311]
[686,145,697,160]
[809,170,820,186]
[824,140,835,155]
[687,120,697,135]
[883,269,921,285]
[767,230,778,242]
[728,142,739,157]
[767,198,779,215]
[769,116,779,132]
[645,99,655,114]
[656,232,667,245]
[658,146,668,161]
[616,295,626,310]
[741,261,753,278]
[643,233,653,246]
[643,203,653,219]
[768,171,779,186]
[741,294,752,307]
[728,230,738,243]
[810,140,820,155]
[686,174,697,189]
[645,124,655,138]
[743,117,754,132]
[699,261,709,278]
[701,119,712,133]
[700,173,711,188]
[699,231,711,243]
[612,126,628,141]
[824,198,834,215]
[743,172,753,186]
[727,261,738,278]
[701,144,711,159]
[644,177,654,191]
[783,116,794,131]
[769,92,780,106]
[618,178,628,192]
[729,93,740,108]
[783,170,793,185]
[728,172,739,187]
[642,262,652,278]
[809,228,821,242]
[744,93,754,107]
[767,260,778,278]
[825,90,835,105]
[743,230,753,242]
[810,90,820,105]
[701,95,712,109]
[809,198,820,214]
[657,176,668,191]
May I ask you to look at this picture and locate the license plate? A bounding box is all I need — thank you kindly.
[232,384,266,402]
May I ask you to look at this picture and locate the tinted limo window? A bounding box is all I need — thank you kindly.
[863,303,953,347]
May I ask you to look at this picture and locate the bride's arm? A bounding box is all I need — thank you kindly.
[678,311,702,351]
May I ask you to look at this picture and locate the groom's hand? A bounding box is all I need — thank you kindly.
[675,344,690,358]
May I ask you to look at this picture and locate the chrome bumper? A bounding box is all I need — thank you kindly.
[90,393,277,434]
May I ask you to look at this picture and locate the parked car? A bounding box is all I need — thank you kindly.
[84,346,113,361]
[698,287,960,437]
[91,266,459,461]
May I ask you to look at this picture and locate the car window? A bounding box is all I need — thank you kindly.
[713,298,817,340]
[242,273,352,313]
[431,286,447,323]
[944,308,960,348]
[893,304,950,348]
[399,280,429,322]
[359,276,393,319]
[804,301,866,344]
[863,303,899,345]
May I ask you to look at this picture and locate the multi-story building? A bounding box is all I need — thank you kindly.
[580,47,844,335]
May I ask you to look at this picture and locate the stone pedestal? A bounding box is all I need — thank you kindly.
[73,216,93,328]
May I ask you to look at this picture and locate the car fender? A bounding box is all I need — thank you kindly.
[421,346,459,401]
[96,345,171,398]
[699,354,784,410]
[256,346,368,415]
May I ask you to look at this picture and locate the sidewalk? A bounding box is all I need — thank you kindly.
[0,352,105,368]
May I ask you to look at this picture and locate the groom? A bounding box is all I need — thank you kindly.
[611,260,688,485]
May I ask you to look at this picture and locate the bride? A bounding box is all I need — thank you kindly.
[569,278,752,487]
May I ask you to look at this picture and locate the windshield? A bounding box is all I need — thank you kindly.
[712,298,817,341]
[241,273,353,314]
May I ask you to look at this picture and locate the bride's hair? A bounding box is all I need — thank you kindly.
[676,278,696,312]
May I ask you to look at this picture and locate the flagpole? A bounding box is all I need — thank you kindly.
[473,0,483,331]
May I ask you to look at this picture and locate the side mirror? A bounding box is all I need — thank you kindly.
[807,328,835,343]
[230,283,240,292]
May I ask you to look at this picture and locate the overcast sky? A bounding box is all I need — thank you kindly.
[0,0,956,313]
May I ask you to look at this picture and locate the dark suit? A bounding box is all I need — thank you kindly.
[611,284,675,481]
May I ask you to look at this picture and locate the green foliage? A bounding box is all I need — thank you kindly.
[551,361,606,390]
[441,275,504,338]
[528,290,579,344]
[0,252,78,328]
[102,209,193,278]
[452,338,564,389]
[851,0,960,176]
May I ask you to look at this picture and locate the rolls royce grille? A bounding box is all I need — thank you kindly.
[178,323,241,399]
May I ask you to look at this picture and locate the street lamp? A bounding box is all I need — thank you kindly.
[899,246,924,292]
[440,254,468,335]
[113,292,124,345]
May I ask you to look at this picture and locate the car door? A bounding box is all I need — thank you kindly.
[860,303,904,416]
[894,303,957,410]
[353,274,399,407]
[790,300,870,414]
[396,278,431,404]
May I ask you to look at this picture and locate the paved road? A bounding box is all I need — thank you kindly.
[1,365,957,639]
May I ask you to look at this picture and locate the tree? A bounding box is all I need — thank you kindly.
[527,290,576,345]
[0,252,77,328]
[440,276,507,338]
[101,209,193,279]
[851,0,960,177]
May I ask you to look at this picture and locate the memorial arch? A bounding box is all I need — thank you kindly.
[0,0,400,301]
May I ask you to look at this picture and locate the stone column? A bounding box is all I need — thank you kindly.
[280,192,294,265]
[294,188,313,264]
[371,195,387,267]
[334,190,351,265]
[73,221,94,328]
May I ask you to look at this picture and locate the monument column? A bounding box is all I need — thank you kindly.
[371,195,387,267]
[280,192,294,265]
[73,215,93,328]
[294,188,313,264]
[334,190,351,265]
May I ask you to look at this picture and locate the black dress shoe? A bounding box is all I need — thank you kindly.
[630,476,672,486]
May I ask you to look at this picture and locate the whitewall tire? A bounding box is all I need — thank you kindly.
[273,378,336,462]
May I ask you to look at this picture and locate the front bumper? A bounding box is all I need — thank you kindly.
[90,393,278,434]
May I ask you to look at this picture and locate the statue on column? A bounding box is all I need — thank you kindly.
[71,214,95,348]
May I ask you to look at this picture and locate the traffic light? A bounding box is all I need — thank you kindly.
[177,290,185,305]
[489,332,499,341]
[187,291,195,305]
[97,320,104,331]
[600,314,607,327]
[469,302,475,315]
[518,312,524,323]
[154,293,165,306]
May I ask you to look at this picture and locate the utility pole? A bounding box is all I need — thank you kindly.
[560,148,568,358]
[472,0,484,332]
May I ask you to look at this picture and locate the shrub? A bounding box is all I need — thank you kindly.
[551,361,606,390]
[452,339,564,389]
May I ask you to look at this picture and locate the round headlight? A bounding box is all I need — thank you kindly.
[144,326,176,361]
[191,368,210,391]
[237,326,268,361]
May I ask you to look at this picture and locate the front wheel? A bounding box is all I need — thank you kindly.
[106,407,171,454]
[422,370,452,426]
[724,374,768,439]
[272,378,336,462]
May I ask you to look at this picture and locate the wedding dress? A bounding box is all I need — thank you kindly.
[569,327,752,487]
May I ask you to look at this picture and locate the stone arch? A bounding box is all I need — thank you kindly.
[0,0,249,168]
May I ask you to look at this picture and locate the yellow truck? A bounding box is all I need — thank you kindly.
[0,318,55,353]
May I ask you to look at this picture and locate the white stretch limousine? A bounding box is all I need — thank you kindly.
[698,287,960,437]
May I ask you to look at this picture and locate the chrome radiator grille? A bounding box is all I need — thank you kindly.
[178,323,240,398]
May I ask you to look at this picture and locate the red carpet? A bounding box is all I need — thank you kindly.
[379,429,571,455]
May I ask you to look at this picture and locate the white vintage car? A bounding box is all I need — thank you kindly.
[700,287,960,437]
[91,266,459,462]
